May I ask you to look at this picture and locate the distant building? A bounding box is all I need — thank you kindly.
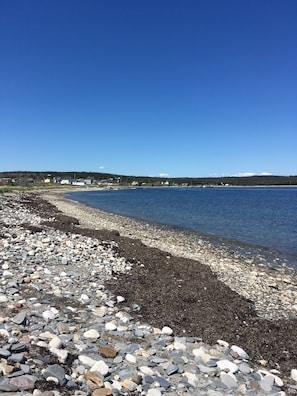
[60,178,73,185]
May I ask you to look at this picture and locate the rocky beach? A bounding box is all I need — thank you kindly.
[1,190,297,395]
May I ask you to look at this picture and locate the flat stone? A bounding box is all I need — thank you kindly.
[140,366,155,376]
[259,374,275,392]
[238,362,251,374]
[84,329,100,339]
[78,355,97,367]
[8,353,26,363]
[9,375,37,391]
[230,345,249,360]
[43,364,65,386]
[166,364,179,375]
[220,372,237,388]
[92,388,112,396]
[11,343,28,353]
[0,383,20,391]
[0,347,11,358]
[85,370,104,387]
[99,346,117,358]
[155,376,170,389]
[11,311,27,325]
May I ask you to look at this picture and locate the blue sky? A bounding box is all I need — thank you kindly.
[1,0,296,177]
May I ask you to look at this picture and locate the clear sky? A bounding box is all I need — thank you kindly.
[1,0,296,177]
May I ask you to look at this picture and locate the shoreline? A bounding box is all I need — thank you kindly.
[40,189,297,321]
[1,190,297,393]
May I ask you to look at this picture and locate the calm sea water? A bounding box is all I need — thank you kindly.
[66,187,297,271]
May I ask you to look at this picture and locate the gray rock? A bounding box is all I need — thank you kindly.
[220,372,237,388]
[155,376,171,389]
[11,311,27,325]
[43,364,66,386]
[9,375,37,391]
[259,374,275,392]
[8,353,26,363]
[166,364,179,376]
[238,362,251,374]
[0,347,11,358]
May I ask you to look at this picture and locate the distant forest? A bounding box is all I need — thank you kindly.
[1,171,297,186]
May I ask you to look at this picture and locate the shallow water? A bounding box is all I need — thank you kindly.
[66,187,297,271]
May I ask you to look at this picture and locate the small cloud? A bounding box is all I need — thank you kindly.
[159,173,169,177]
[99,166,105,170]
[231,171,272,177]
[232,172,256,177]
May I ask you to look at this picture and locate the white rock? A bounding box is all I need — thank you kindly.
[46,376,59,384]
[116,295,125,303]
[36,341,48,348]
[105,321,117,331]
[111,380,122,391]
[78,355,97,367]
[3,270,13,277]
[39,331,55,340]
[217,359,239,374]
[161,326,173,335]
[49,347,68,363]
[80,294,89,303]
[182,372,198,387]
[83,329,100,339]
[139,366,155,376]
[125,353,136,364]
[193,346,207,358]
[174,340,186,351]
[93,306,107,317]
[42,310,55,322]
[0,295,8,303]
[231,345,249,359]
[291,369,297,382]
[48,336,63,349]
[217,339,229,348]
[147,390,162,396]
[272,374,284,387]
[115,311,131,323]
[90,360,109,376]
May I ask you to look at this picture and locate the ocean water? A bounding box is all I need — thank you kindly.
[66,187,297,271]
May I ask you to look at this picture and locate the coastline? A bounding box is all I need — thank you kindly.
[1,189,297,393]
[40,189,297,321]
